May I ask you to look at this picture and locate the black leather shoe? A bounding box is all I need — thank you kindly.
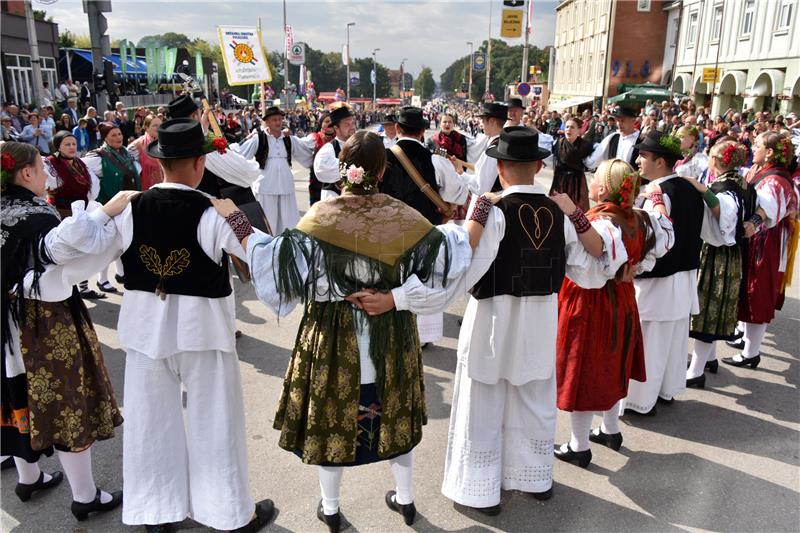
[79,288,107,300]
[97,281,118,293]
[144,525,174,533]
[554,443,592,468]
[468,503,501,515]
[722,354,761,369]
[15,471,63,502]
[317,500,346,533]
[726,338,745,350]
[114,274,126,285]
[531,487,553,501]
[233,500,275,533]
[385,490,416,525]
[705,359,719,374]
[71,488,122,521]
[686,373,706,388]
[657,396,674,405]
[589,428,623,451]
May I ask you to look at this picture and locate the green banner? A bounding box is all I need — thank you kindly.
[145,46,155,87]
[119,39,127,74]
[166,47,178,76]
[195,51,204,78]
[158,46,166,77]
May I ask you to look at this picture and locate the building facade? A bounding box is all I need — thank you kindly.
[1,0,60,107]
[549,0,668,110]
[668,0,800,115]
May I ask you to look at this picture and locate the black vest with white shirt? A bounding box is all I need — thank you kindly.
[607,131,641,166]
[382,138,442,224]
[320,138,343,192]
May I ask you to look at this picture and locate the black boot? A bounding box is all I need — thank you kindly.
[589,428,623,451]
[15,471,64,502]
[70,488,122,520]
[705,359,719,374]
[554,443,592,468]
[722,354,761,369]
[686,373,706,388]
[385,490,416,525]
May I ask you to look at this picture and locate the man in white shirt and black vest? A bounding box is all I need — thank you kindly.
[622,130,706,416]
[584,106,642,170]
[78,119,275,532]
[313,104,357,200]
[442,126,611,514]
[381,112,398,148]
[381,106,470,346]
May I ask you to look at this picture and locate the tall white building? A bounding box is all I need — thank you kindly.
[668,0,800,115]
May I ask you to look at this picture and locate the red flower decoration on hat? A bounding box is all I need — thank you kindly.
[1,152,15,172]
[211,137,228,155]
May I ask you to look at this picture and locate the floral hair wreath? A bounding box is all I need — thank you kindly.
[1,152,16,183]
[772,136,793,167]
[338,163,377,192]
[203,134,228,155]
[720,142,746,168]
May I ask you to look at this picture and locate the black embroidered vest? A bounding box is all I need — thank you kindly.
[607,132,641,166]
[382,139,442,224]
[120,188,232,298]
[471,193,566,299]
[255,131,293,169]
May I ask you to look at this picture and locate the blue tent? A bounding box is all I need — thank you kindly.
[71,49,148,76]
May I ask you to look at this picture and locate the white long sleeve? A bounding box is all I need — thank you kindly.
[290,134,317,169]
[204,149,260,188]
[313,140,342,184]
[700,192,738,247]
[431,154,470,204]
[246,229,309,317]
[636,210,675,274]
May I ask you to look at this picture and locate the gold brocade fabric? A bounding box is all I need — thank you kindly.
[273,299,427,465]
[295,193,434,266]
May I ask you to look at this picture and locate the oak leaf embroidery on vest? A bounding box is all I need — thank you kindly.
[138,245,191,299]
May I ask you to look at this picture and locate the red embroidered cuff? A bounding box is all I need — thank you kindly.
[225,210,254,243]
[568,206,591,234]
[469,195,493,227]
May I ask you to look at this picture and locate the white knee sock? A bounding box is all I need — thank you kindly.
[601,402,621,434]
[389,451,414,505]
[568,411,594,452]
[98,266,109,285]
[57,449,111,504]
[743,322,768,358]
[115,259,124,277]
[705,342,718,363]
[318,466,343,515]
[14,458,46,485]
[687,340,714,378]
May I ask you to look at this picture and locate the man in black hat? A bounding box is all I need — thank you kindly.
[165,94,261,202]
[622,130,705,416]
[233,105,315,233]
[465,102,508,197]
[382,105,470,346]
[72,118,275,532]
[442,126,608,514]
[584,105,642,169]
[380,112,398,148]
[313,104,357,199]
[506,97,525,126]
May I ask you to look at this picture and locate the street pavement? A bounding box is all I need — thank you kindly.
[2,149,799,533]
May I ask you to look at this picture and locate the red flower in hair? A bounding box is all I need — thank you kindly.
[722,143,737,167]
[1,152,15,172]
[211,137,228,155]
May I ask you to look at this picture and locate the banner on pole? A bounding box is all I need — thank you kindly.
[350,71,360,86]
[145,46,155,86]
[288,42,305,65]
[195,51,204,78]
[217,26,273,86]
[342,44,349,66]
[501,9,524,38]
[473,52,486,71]
[120,39,127,74]
[285,25,293,53]
[159,46,167,76]
[165,47,178,76]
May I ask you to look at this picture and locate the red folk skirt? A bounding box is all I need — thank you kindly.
[556,278,647,412]
[738,222,784,324]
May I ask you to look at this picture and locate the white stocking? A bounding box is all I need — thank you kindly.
[389,450,414,505]
[57,448,112,504]
[14,457,46,485]
[743,322,768,358]
[601,402,621,435]
[687,340,714,378]
[568,411,594,452]
[115,259,124,277]
[98,266,109,285]
[318,466,343,515]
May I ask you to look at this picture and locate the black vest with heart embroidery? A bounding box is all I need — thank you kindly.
[470,193,566,299]
[120,188,232,298]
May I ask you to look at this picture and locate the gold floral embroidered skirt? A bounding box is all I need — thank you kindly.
[0,298,123,461]
[274,300,427,466]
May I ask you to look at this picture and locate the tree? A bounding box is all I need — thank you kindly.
[59,30,76,49]
[137,33,191,49]
[415,67,435,99]
[33,10,53,22]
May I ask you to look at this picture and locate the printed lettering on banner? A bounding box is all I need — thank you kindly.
[217,25,273,86]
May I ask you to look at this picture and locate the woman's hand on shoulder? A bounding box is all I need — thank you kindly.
[549,192,577,215]
[101,190,139,217]
[210,198,240,218]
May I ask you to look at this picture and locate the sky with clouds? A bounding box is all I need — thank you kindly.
[45,0,557,78]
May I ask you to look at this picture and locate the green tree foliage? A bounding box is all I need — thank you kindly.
[440,39,549,100]
[59,30,76,49]
[33,10,53,22]
[415,67,435,99]
[136,32,192,49]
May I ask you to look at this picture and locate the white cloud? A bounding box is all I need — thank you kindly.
[46,0,556,78]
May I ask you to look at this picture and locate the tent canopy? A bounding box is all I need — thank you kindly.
[608,86,681,105]
[71,49,148,76]
[549,95,593,112]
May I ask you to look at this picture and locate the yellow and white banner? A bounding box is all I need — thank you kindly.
[217,26,272,86]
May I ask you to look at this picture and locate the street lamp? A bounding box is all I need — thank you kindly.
[372,48,380,107]
[401,57,408,104]
[346,22,356,102]
[466,41,474,102]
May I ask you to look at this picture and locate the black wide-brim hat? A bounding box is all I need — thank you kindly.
[612,106,638,119]
[167,94,199,119]
[146,118,214,160]
[397,106,429,130]
[634,130,683,160]
[381,113,397,124]
[507,97,524,109]
[330,104,355,125]
[486,126,550,162]
[478,102,508,121]
[263,106,285,119]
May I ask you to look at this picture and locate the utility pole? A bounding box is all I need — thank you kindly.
[84,0,112,111]
[467,41,473,102]
[346,22,356,102]
[23,0,44,107]
[485,0,493,99]
[521,0,531,83]
[708,1,726,115]
[401,58,408,104]
[372,48,380,107]
[282,0,289,96]
[669,1,683,100]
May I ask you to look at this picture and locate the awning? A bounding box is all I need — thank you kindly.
[548,95,593,111]
[376,98,401,105]
[71,49,148,75]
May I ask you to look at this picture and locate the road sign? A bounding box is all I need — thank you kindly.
[501,9,523,38]
[516,82,531,96]
[350,71,360,86]
[288,42,305,65]
[473,52,486,71]
[702,67,721,83]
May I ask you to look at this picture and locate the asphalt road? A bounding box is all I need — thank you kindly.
[2,148,799,533]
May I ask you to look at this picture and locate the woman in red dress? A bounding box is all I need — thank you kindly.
[554,159,674,468]
[127,114,163,191]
